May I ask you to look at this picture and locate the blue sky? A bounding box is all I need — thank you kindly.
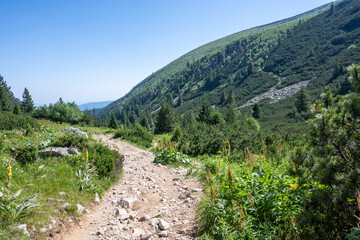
[0,0,332,105]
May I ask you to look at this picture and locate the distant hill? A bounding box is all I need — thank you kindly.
[78,101,112,111]
[96,0,360,133]
[96,2,332,121]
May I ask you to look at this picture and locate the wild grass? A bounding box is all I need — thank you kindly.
[197,141,319,239]
[0,121,123,239]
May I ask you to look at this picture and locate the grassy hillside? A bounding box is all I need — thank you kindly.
[96,2,332,121]
[97,0,360,136]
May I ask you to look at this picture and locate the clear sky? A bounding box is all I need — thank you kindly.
[0,0,332,105]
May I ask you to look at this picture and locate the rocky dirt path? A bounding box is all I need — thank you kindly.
[54,135,203,240]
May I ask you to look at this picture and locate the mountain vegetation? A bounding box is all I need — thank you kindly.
[1,0,360,239]
[95,0,357,135]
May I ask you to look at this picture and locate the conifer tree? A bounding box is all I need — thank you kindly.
[228,91,235,105]
[21,87,35,114]
[129,111,137,124]
[294,87,310,113]
[140,115,149,129]
[247,61,255,76]
[225,100,236,124]
[252,103,261,119]
[0,75,13,112]
[13,104,22,115]
[83,110,95,126]
[177,94,183,106]
[330,2,335,15]
[109,112,119,129]
[291,64,360,238]
[167,93,174,106]
[182,110,196,128]
[155,101,177,134]
[197,100,212,123]
[220,89,227,104]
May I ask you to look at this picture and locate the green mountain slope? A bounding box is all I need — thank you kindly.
[96,2,332,121]
[97,0,360,133]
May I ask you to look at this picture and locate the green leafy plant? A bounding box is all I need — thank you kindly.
[114,123,154,148]
[153,141,191,165]
[0,186,38,220]
[76,163,98,193]
[199,148,314,239]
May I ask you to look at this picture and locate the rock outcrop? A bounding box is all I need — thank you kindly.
[239,78,311,108]
[59,127,88,138]
[39,147,81,158]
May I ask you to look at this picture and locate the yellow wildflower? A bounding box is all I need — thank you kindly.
[85,149,88,162]
[7,164,12,181]
[289,184,298,190]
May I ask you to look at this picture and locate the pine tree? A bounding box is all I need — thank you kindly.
[225,100,236,124]
[294,87,310,113]
[129,111,137,125]
[177,94,183,106]
[109,112,119,129]
[140,115,149,129]
[182,110,196,128]
[167,93,174,106]
[332,63,343,80]
[220,89,227,105]
[228,91,235,105]
[197,100,212,123]
[291,65,360,238]
[252,103,261,119]
[13,104,22,115]
[21,87,35,114]
[155,101,177,134]
[83,110,95,126]
[247,61,255,76]
[329,2,335,15]
[0,75,13,112]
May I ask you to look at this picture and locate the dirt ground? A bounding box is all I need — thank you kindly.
[52,135,203,240]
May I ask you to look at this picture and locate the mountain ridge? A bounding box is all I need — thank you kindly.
[97,0,360,134]
[97,2,333,120]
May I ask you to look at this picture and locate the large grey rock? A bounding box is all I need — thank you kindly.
[59,127,88,138]
[39,147,81,158]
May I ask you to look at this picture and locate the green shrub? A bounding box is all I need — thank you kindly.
[90,143,122,178]
[199,153,312,239]
[33,102,84,124]
[12,144,38,165]
[114,123,154,148]
[182,119,261,156]
[51,132,89,149]
[51,133,123,178]
[0,112,39,130]
[153,141,191,166]
[291,65,360,239]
